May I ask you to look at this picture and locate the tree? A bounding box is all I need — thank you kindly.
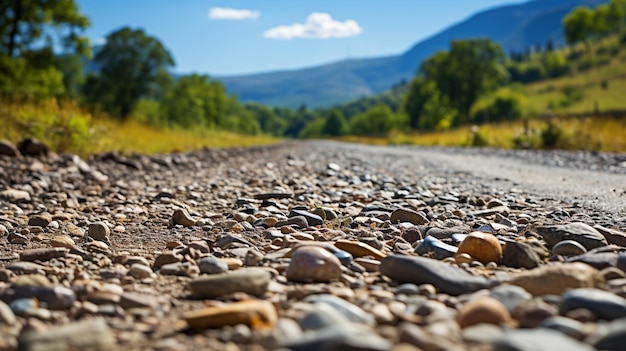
[84,27,174,118]
[349,104,396,136]
[564,6,594,54]
[0,0,90,58]
[0,0,89,99]
[403,76,447,129]
[160,74,226,129]
[418,39,508,125]
[322,109,349,136]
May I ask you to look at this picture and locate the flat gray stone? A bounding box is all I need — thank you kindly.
[536,222,608,250]
[18,318,115,351]
[304,294,375,326]
[493,328,595,351]
[390,208,429,225]
[289,209,324,226]
[189,267,270,298]
[414,235,457,259]
[198,256,229,275]
[561,288,626,321]
[380,254,496,296]
[589,318,626,351]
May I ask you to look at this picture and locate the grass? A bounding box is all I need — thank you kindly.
[0,99,277,157]
[343,115,626,153]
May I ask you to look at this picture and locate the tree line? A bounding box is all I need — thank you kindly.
[2,0,626,140]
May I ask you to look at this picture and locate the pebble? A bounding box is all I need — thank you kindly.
[560,288,626,321]
[19,248,68,262]
[334,239,386,260]
[198,255,229,274]
[88,222,110,243]
[286,246,342,282]
[185,300,277,329]
[304,294,376,326]
[289,209,324,226]
[189,268,271,298]
[456,296,512,328]
[171,208,196,227]
[380,254,496,295]
[414,235,458,259]
[536,222,608,250]
[128,263,155,279]
[0,188,31,202]
[552,240,587,257]
[0,300,17,324]
[390,208,429,225]
[17,318,115,351]
[508,262,604,296]
[493,328,595,351]
[456,231,502,264]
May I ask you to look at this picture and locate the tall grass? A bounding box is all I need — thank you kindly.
[0,99,277,156]
[344,116,626,152]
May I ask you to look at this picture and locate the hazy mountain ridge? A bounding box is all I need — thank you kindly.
[218,0,605,108]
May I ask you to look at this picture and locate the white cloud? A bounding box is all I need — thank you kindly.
[209,7,260,20]
[263,12,363,40]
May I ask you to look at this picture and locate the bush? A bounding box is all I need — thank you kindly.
[349,104,397,136]
[540,120,565,149]
[0,99,92,154]
[559,85,584,107]
[472,91,526,123]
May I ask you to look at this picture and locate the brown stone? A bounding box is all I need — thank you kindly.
[185,300,277,329]
[335,239,386,260]
[508,262,604,296]
[286,246,342,282]
[456,231,502,264]
[456,296,512,328]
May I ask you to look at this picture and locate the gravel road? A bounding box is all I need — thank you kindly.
[1,139,626,351]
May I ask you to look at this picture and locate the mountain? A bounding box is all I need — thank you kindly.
[218,0,605,108]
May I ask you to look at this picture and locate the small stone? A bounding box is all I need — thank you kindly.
[594,225,626,247]
[17,318,115,351]
[493,328,595,351]
[198,256,229,274]
[50,235,75,249]
[312,207,338,221]
[66,223,84,237]
[189,267,270,298]
[456,296,512,328]
[17,137,49,156]
[589,317,626,351]
[19,248,68,262]
[153,251,183,269]
[245,249,264,266]
[289,209,324,226]
[334,239,386,260]
[28,214,52,227]
[502,240,542,269]
[286,246,342,283]
[390,208,429,225]
[171,209,196,227]
[128,263,155,279]
[561,288,626,321]
[538,316,589,341]
[5,286,76,310]
[0,139,21,157]
[508,262,604,296]
[185,300,277,329]
[456,231,502,264]
[0,300,16,325]
[552,240,587,257]
[0,188,31,202]
[380,255,495,296]
[415,235,458,259]
[536,222,608,250]
[304,294,376,326]
[6,262,46,275]
[88,222,110,243]
[489,285,532,314]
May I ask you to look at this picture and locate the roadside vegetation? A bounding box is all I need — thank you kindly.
[1,0,626,155]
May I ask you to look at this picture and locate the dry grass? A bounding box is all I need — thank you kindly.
[0,99,278,156]
[346,116,626,152]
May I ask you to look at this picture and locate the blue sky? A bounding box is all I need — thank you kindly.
[77,0,527,77]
